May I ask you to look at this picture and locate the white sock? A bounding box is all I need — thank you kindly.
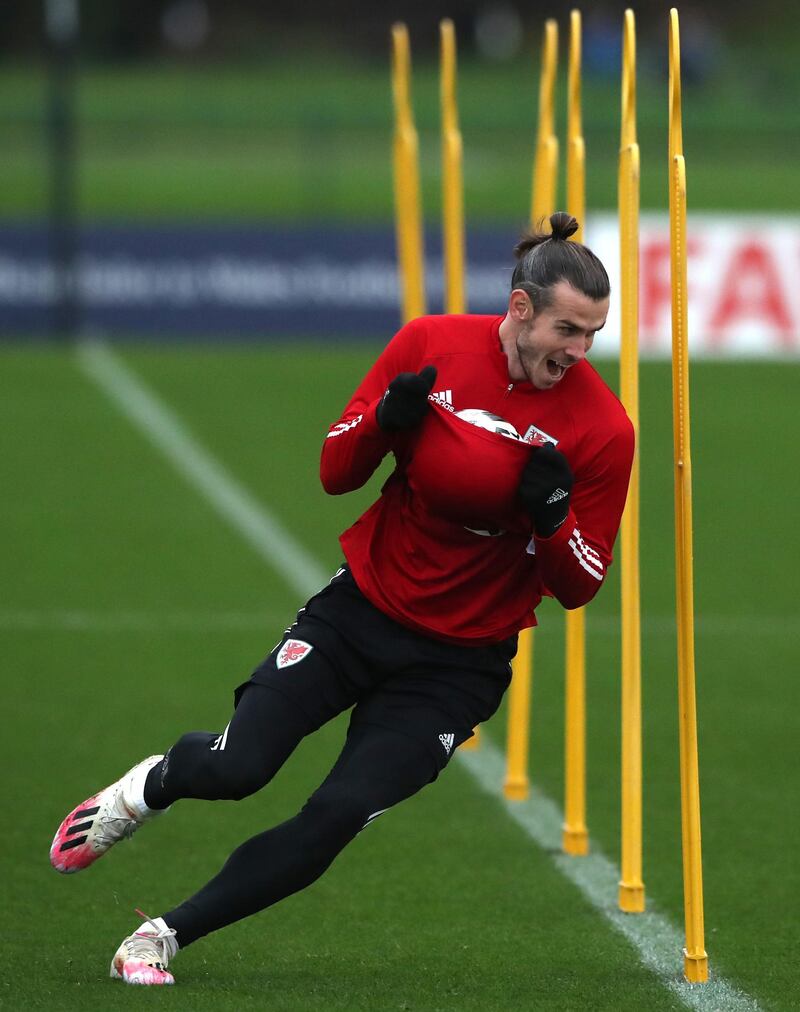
[136,916,179,956]
[137,915,168,935]
[124,757,163,819]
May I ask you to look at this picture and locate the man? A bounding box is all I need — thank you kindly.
[50,212,633,986]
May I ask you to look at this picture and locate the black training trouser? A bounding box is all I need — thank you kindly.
[149,567,515,947]
[161,684,446,946]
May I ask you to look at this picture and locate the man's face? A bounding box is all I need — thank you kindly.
[515,280,609,390]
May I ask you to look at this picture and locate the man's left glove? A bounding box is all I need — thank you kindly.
[518,443,574,538]
[376,365,437,432]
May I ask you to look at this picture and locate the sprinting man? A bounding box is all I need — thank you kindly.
[51,212,634,986]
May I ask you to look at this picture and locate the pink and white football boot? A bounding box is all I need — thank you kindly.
[110,910,178,985]
[50,755,166,873]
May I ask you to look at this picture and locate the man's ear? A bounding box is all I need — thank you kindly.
[508,288,534,324]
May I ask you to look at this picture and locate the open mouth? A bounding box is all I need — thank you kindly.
[546,359,567,379]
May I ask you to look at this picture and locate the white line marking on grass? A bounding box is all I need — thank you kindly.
[3,607,793,637]
[76,342,762,1012]
[589,614,800,637]
[456,742,762,1012]
[75,340,329,601]
[0,609,284,632]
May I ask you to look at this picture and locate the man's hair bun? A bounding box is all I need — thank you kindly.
[510,210,609,308]
[513,211,581,259]
[548,211,579,240]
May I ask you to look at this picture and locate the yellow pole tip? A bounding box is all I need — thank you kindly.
[618,882,646,913]
[683,950,709,984]
[562,827,590,856]
[503,782,530,802]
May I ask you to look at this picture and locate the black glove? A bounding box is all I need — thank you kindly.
[376,365,437,432]
[518,443,574,538]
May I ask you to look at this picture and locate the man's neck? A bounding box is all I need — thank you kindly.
[498,314,526,382]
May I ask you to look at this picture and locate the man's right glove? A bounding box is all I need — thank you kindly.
[518,443,574,538]
[376,365,437,432]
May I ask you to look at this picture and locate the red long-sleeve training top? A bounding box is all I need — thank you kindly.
[320,314,634,645]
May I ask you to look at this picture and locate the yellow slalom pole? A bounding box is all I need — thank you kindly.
[508,15,557,810]
[439,19,466,316]
[618,8,645,915]
[565,10,585,237]
[530,19,559,228]
[440,18,480,752]
[503,627,533,799]
[563,609,588,853]
[563,9,589,858]
[391,23,426,323]
[669,7,708,984]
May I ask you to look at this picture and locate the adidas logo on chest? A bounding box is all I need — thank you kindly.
[430,389,454,411]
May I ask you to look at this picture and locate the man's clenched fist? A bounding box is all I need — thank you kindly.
[518,443,574,538]
[376,366,438,432]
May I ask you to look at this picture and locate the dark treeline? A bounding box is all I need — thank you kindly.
[0,0,791,62]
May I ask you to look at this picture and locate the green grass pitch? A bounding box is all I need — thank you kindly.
[1,344,798,1009]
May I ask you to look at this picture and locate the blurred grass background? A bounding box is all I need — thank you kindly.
[1,40,799,222]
